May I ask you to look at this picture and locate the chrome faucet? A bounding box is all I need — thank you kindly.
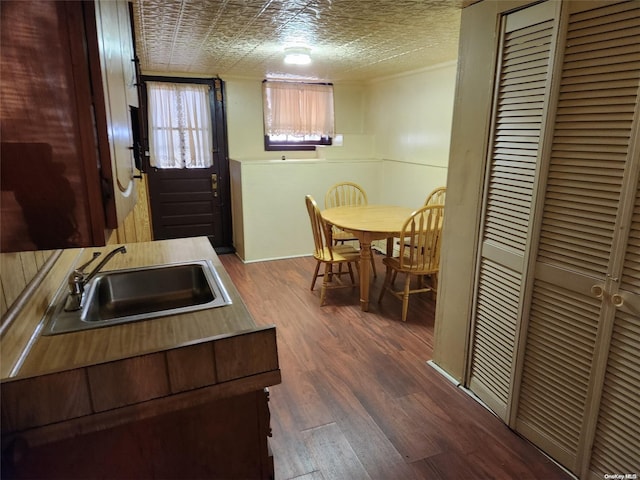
[64,246,127,311]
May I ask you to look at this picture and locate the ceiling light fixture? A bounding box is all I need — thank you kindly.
[284,46,312,65]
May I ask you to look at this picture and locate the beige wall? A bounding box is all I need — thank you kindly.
[366,62,457,207]
[225,78,375,161]
[224,65,457,170]
[225,65,458,261]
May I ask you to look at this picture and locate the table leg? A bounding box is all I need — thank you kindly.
[359,241,372,311]
[386,237,394,256]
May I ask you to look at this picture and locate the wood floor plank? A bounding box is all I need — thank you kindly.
[219,253,571,480]
[272,343,334,430]
[302,423,371,480]
[308,368,420,480]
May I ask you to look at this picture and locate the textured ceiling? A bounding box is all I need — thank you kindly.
[132,0,464,82]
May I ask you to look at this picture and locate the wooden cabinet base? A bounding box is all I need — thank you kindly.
[4,390,274,479]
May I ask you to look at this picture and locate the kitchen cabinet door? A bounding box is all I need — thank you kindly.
[0,0,138,252]
[0,1,106,251]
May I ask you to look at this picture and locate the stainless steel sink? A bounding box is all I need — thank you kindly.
[42,260,232,335]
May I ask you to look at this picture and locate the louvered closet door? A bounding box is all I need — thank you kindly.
[515,1,640,475]
[467,1,559,421]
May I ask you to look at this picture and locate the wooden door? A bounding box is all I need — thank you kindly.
[144,78,232,251]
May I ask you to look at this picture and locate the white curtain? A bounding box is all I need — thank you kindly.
[263,81,335,137]
[147,82,213,169]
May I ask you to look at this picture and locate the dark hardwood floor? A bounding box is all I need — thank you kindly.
[219,251,572,480]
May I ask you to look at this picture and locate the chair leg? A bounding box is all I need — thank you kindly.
[401,274,411,322]
[320,263,331,305]
[310,261,321,291]
[391,270,398,287]
[431,273,439,300]
[370,254,377,278]
[347,262,355,284]
[335,239,346,276]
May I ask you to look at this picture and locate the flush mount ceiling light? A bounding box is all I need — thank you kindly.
[284,46,312,65]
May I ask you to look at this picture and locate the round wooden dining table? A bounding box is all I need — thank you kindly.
[321,204,414,311]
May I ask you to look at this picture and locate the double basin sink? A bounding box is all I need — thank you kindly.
[43,260,232,335]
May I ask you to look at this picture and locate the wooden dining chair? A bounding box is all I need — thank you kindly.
[399,186,446,249]
[305,195,360,306]
[324,181,376,277]
[379,204,444,321]
[424,186,446,207]
[397,185,447,257]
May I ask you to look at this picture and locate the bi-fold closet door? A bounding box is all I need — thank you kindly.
[467,1,640,478]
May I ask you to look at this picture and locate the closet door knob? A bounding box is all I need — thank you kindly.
[611,293,624,308]
[590,284,604,299]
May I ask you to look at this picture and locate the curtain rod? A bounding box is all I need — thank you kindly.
[262,79,333,86]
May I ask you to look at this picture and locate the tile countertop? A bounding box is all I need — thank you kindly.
[1,237,265,380]
[1,237,281,446]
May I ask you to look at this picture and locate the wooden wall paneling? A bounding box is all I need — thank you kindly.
[0,249,81,378]
[0,253,25,313]
[17,253,39,288]
[0,279,6,315]
[34,251,51,270]
[107,176,153,245]
[132,175,153,242]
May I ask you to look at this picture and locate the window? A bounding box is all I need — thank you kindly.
[147,81,213,168]
[262,81,335,151]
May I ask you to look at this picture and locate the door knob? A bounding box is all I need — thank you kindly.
[611,293,624,308]
[590,284,604,299]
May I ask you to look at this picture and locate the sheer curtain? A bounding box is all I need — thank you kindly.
[147,82,213,168]
[263,81,335,137]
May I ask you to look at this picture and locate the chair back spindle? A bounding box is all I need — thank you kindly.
[325,182,368,209]
[424,186,446,207]
[398,205,444,273]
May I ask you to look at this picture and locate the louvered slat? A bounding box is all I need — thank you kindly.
[590,312,640,473]
[517,280,600,467]
[470,258,521,405]
[536,0,639,278]
[621,181,640,292]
